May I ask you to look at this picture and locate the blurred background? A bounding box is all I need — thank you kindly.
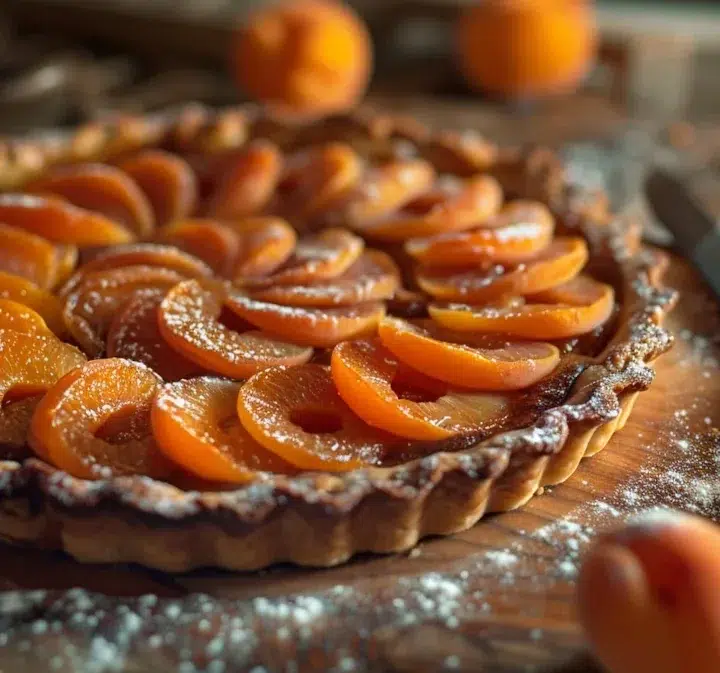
[1,0,720,134]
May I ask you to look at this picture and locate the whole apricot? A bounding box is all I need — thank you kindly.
[456,0,597,98]
[232,0,372,117]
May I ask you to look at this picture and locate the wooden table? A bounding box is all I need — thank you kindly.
[0,102,719,673]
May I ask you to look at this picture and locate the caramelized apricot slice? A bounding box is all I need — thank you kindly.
[237,364,395,470]
[78,243,211,279]
[118,150,198,226]
[0,223,59,289]
[244,227,364,287]
[27,164,155,236]
[354,175,503,241]
[406,201,555,267]
[0,271,65,336]
[54,245,79,288]
[158,279,313,379]
[429,276,615,339]
[272,143,363,224]
[0,329,86,456]
[417,237,588,303]
[0,396,39,459]
[58,243,210,300]
[250,250,400,307]
[378,317,560,391]
[227,291,385,348]
[0,329,86,403]
[230,216,297,280]
[29,359,171,479]
[206,140,282,219]
[63,265,187,357]
[107,289,206,381]
[153,377,294,483]
[0,299,53,336]
[0,194,133,247]
[335,159,436,226]
[157,219,240,278]
[331,339,510,440]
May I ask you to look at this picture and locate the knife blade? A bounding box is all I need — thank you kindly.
[644,168,720,297]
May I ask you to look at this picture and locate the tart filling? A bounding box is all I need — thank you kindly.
[0,107,675,570]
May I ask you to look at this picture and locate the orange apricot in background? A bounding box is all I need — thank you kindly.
[456,0,597,98]
[232,0,373,117]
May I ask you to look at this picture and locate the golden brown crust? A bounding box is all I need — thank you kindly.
[0,105,676,570]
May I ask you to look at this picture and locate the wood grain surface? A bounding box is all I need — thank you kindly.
[0,100,719,672]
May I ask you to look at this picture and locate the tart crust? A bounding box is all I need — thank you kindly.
[0,106,676,571]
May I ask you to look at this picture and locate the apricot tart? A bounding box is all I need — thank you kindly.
[0,106,675,571]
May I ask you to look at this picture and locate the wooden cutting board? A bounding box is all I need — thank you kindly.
[0,97,719,671]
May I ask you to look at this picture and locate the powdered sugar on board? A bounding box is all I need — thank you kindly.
[0,420,717,673]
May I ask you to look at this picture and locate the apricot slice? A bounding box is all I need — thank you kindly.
[243,227,363,287]
[250,250,400,307]
[230,216,297,280]
[152,377,294,483]
[0,299,53,336]
[429,275,615,339]
[353,175,503,241]
[406,201,555,267]
[0,194,133,247]
[107,289,206,382]
[157,219,240,278]
[417,236,588,303]
[205,140,282,219]
[331,339,510,440]
[29,358,172,479]
[237,364,395,470]
[58,242,210,299]
[157,279,313,379]
[54,245,79,288]
[0,271,66,336]
[0,396,39,459]
[74,243,212,281]
[334,159,436,226]
[118,150,198,226]
[27,164,155,236]
[63,265,187,357]
[271,142,363,224]
[226,291,385,348]
[0,223,59,289]
[0,329,86,457]
[378,317,560,391]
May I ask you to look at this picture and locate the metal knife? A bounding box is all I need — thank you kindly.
[645,168,720,297]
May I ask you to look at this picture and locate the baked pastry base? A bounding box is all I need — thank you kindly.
[0,106,676,571]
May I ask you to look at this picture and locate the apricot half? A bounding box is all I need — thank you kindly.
[331,338,510,440]
[250,249,400,307]
[0,194,133,247]
[119,149,198,226]
[429,275,615,340]
[153,377,295,483]
[353,175,503,241]
[227,291,385,348]
[378,317,560,391]
[106,289,206,381]
[406,200,555,267]
[0,224,60,289]
[29,358,172,479]
[27,163,155,236]
[157,278,313,378]
[62,265,187,357]
[237,364,395,470]
[417,236,588,303]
